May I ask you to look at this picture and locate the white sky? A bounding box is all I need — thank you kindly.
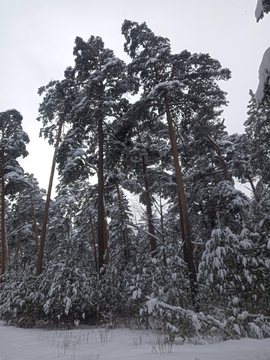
[0,0,270,192]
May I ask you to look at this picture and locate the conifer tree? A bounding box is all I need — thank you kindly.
[37,75,75,275]
[0,110,29,276]
[8,173,45,268]
[56,35,137,273]
[119,103,170,254]
[121,20,230,308]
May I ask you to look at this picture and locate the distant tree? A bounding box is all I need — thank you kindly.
[244,91,270,185]
[0,110,29,276]
[8,173,45,269]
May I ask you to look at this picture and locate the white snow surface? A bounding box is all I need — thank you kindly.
[255,0,264,21]
[255,47,270,103]
[0,321,270,360]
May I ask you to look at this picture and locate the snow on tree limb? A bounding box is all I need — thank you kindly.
[255,47,270,103]
[255,0,264,21]
[255,0,270,21]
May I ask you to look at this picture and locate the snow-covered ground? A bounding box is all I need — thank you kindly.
[0,321,269,360]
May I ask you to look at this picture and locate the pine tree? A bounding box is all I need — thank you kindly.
[56,35,136,273]
[0,110,29,276]
[121,20,230,308]
[7,173,45,269]
[119,102,170,254]
[37,75,76,275]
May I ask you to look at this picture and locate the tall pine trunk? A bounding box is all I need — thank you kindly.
[37,121,63,275]
[98,115,106,273]
[1,147,6,277]
[165,96,198,309]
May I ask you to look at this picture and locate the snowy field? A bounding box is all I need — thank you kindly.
[0,322,270,360]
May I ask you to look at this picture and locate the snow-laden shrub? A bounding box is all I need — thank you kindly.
[0,266,43,327]
[39,252,97,326]
[134,226,270,341]
[0,251,98,328]
[140,296,270,341]
[198,227,269,312]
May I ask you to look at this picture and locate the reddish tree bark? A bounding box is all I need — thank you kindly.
[165,96,198,308]
[37,121,63,275]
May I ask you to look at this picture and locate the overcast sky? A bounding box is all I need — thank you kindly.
[0,0,269,192]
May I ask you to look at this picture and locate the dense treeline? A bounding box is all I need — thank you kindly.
[0,21,269,339]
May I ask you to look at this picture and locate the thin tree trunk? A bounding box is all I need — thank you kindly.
[86,195,98,272]
[37,121,63,276]
[115,182,130,264]
[1,147,6,277]
[142,155,156,253]
[199,203,208,230]
[247,176,256,197]
[90,213,98,272]
[137,127,156,253]
[207,135,229,181]
[103,194,108,265]
[158,180,167,268]
[31,201,39,255]
[247,175,260,203]
[164,96,198,309]
[98,116,105,273]
[68,218,72,253]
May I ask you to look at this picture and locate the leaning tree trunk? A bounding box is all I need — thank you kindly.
[165,96,198,309]
[37,121,63,275]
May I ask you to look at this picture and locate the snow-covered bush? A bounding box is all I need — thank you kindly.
[140,296,270,341]
[195,226,270,338]
[0,267,43,327]
[0,248,98,328]
[198,227,262,307]
[39,252,97,326]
